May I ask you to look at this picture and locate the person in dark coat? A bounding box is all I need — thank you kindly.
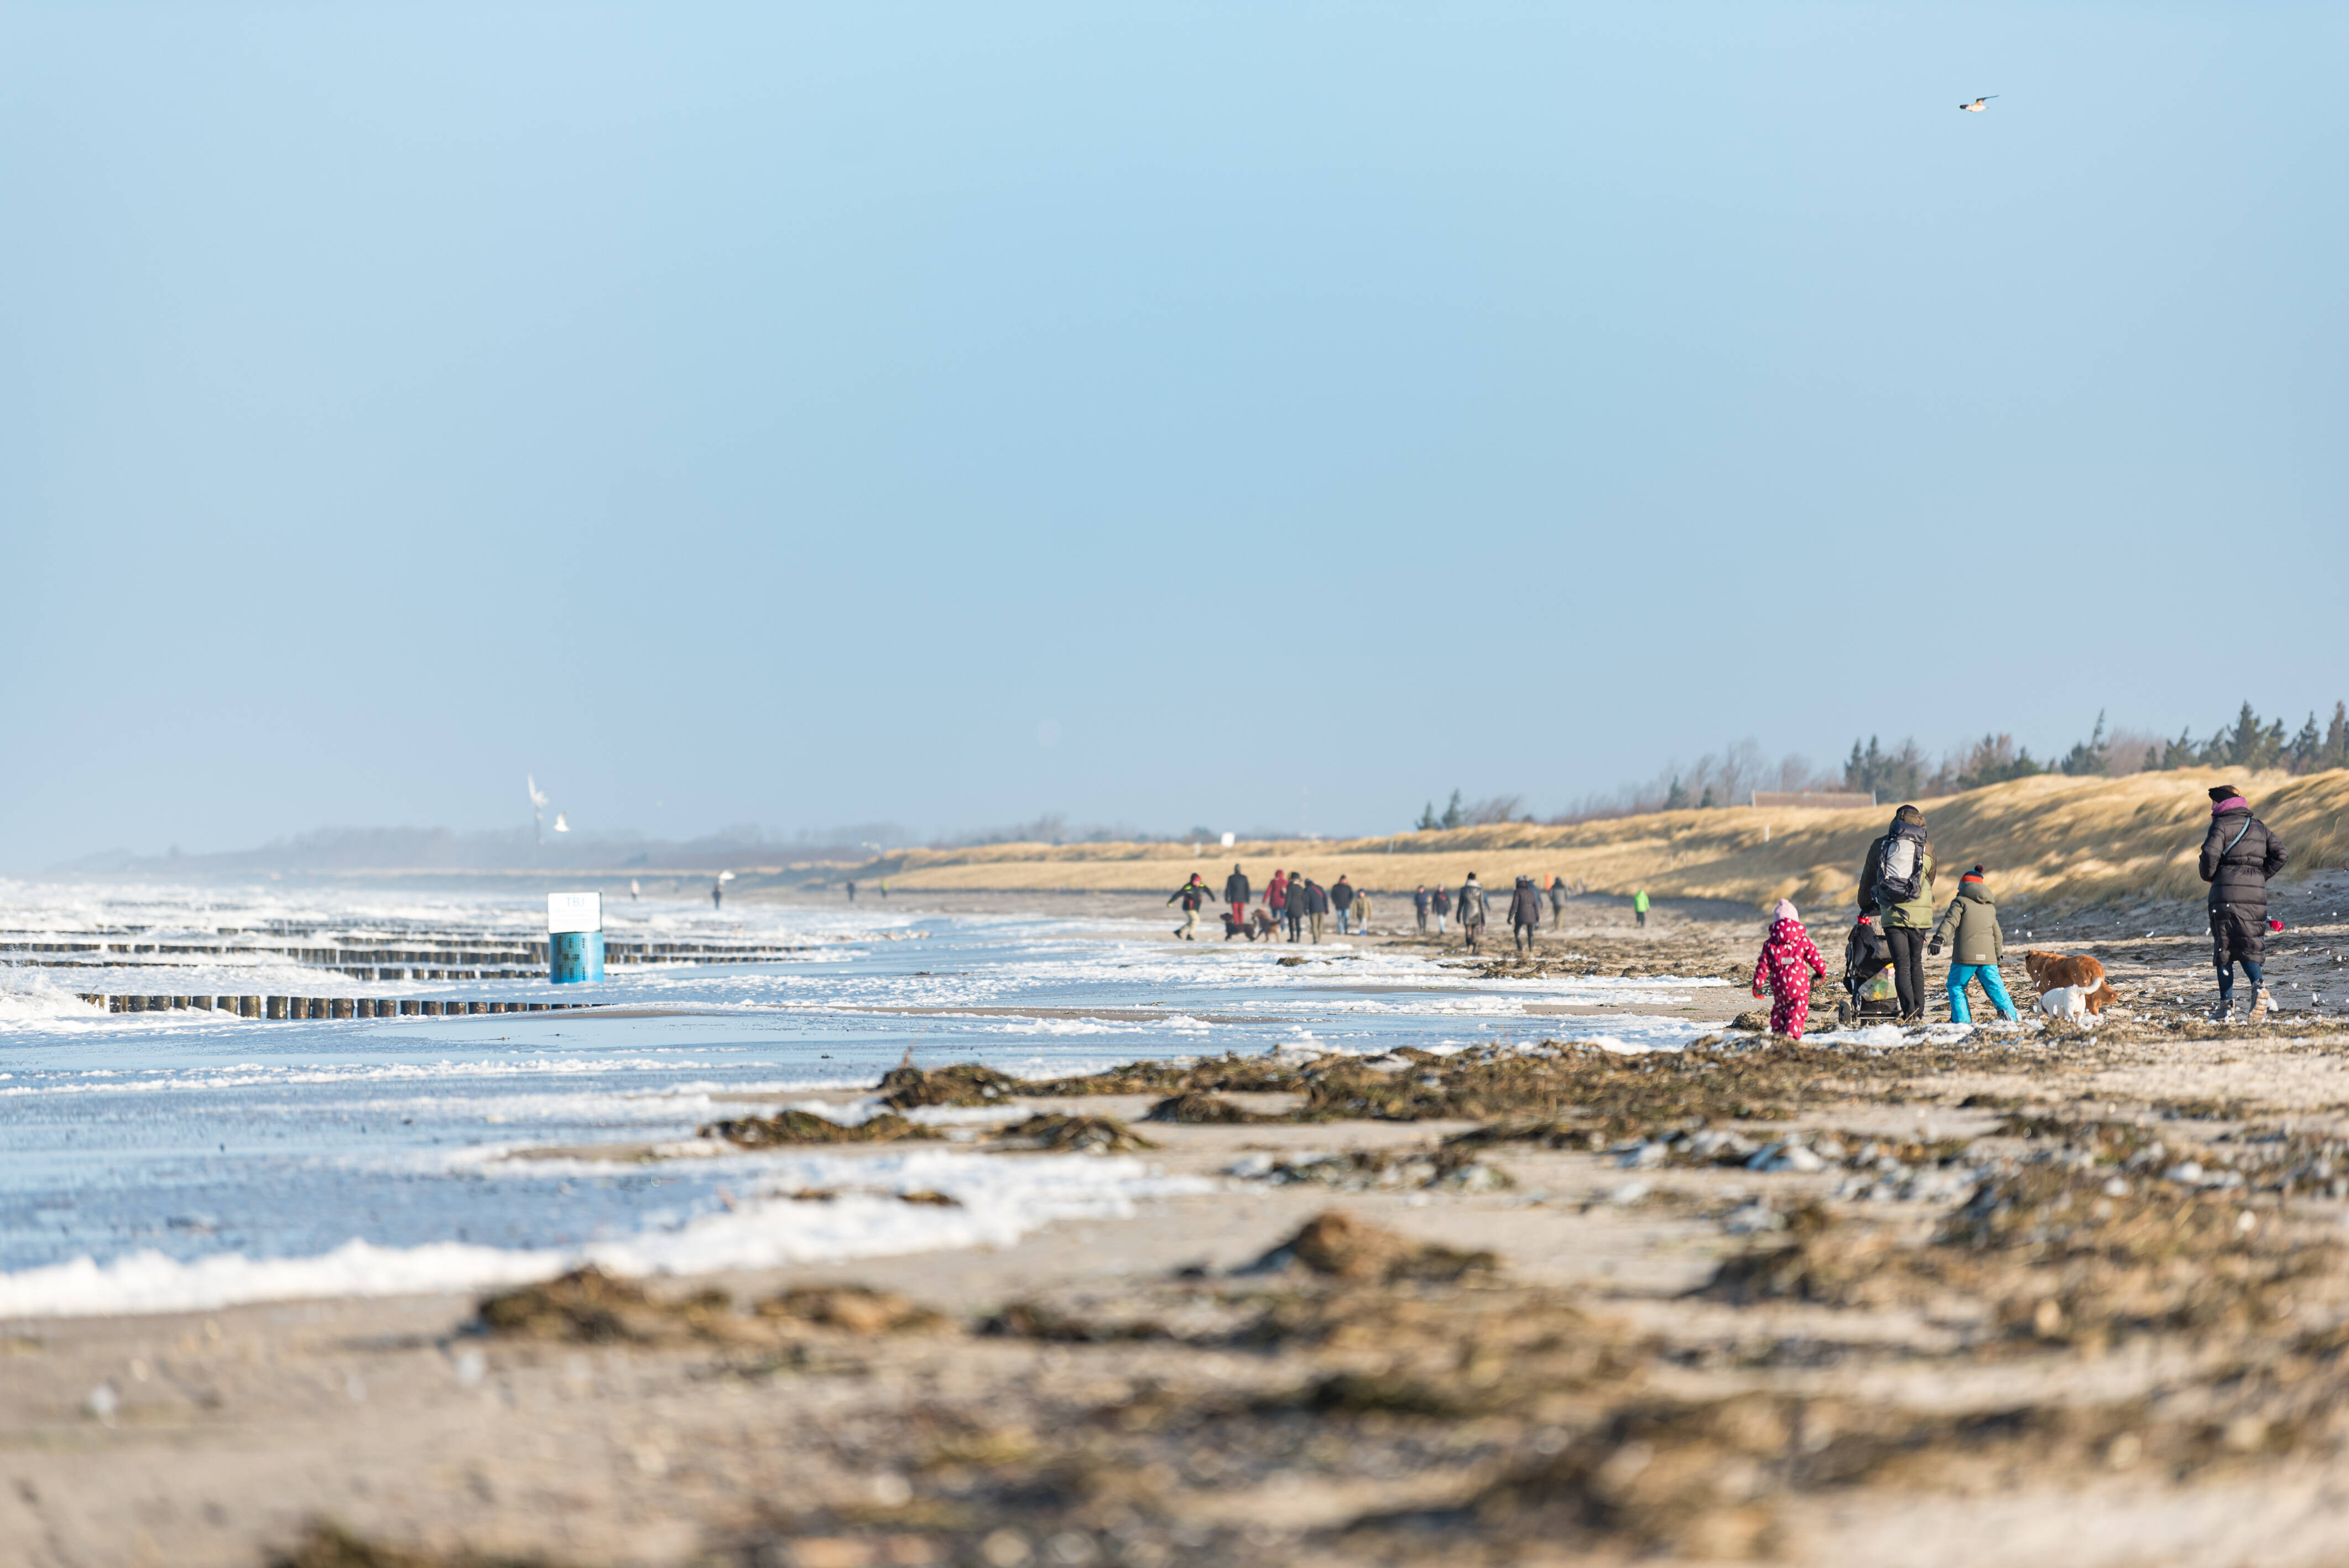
[1283,876,1306,942]
[1432,883,1451,935]
[1167,872,1213,940]
[1330,876,1357,935]
[1508,876,1542,954]
[1413,885,1430,933]
[1456,874,1488,953]
[2200,785,2288,1022]
[1222,865,1251,928]
[1548,876,1567,930]
[1305,879,1330,943]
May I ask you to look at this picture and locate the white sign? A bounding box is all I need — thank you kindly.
[1220,831,1236,847]
[546,892,602,934]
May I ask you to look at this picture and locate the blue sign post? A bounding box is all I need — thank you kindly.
[547,892,605,984]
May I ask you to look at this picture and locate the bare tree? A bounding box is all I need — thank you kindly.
[1460,794,1528,826]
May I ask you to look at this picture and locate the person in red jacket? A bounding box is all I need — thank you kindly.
[1751,898,1828,1040]
[1267,869,1289,924]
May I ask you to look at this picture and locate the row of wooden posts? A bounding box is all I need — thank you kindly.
[76,994,611,1018]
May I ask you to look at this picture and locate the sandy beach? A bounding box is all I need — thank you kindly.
[12,881,2349,1567]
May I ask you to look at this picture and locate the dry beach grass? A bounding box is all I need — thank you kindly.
[846,769,2349,915]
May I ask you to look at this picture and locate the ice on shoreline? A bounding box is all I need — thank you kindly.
[0,1150,1199,1319]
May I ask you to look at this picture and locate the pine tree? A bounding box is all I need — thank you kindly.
[1699,785,1717,809]
[1664,776,1690,811]
[2329,702,2349,770]
[2060,710,2110,776]
[2290,712,2322,774]
[2222,702,2273,769]
[1440,790,1463,831]
[1845,737,1884,795]
[1415,801,1439,831]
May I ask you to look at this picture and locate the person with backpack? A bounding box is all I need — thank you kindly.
[1413,885,1430,933]
[1432,882,1451,935]
[1222,864,1252,929]
[1858,805,1936,1023]
[1166,873,1212,941]
[1330,875,1357,935]
[1548,876,1567,930]
[1456,873,1488,952]
[1751,899,1829,1040]
[1508,876,1542,954]
[1928,866,2019,1023]
[1632,889,1650,928]
[2201,785,2288,1022]
[1308,878,1330,942]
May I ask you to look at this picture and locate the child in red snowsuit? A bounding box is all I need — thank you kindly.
[1751,898,1827,1040]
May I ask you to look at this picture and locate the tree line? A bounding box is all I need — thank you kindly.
[1415,700,2349,832]
[1844,701,2349,802]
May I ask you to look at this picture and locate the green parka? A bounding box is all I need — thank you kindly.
[1929,881,2004,966]
[1861,833,1937,930]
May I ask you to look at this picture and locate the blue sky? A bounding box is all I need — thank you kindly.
[3,3,2342,864]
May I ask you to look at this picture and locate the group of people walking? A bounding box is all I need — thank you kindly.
[1169,862,1624,950]
[1167,866,1369,942]
[1747,785,2291,1040]
[1410,876,1573,943]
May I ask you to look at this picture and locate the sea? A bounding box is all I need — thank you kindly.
[0,879,1724,1317]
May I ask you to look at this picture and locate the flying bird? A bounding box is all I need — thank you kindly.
[1960,95,1998,112]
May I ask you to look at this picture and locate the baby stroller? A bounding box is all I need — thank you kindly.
[1835,914,1902,1027]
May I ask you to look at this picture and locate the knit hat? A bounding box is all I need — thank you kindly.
[1960,865,1984,883]
[2210,785,2242,803]
[1772,899,1799,924]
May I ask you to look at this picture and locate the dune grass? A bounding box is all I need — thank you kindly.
[861,770,2349,913]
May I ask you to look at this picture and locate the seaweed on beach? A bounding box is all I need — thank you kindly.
[875,1062,1024,1109]
[989,1113,1158,1153]
[1291,1040,1853,1126]
[475,1267,739,1345]
[700,1109,939,1147]
[1024,1053,1312,1097]
[757,1284,950,1335]
[1144,1091,1277,1124]
[1249,1210,1497,1284]
[1233,1144,1509,1192]
[269,1523,560,1568]
[978,1300,1171,1342]
[1700,1161,2341,1348]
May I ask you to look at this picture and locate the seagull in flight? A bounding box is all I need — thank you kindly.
[1960,95,1998,112]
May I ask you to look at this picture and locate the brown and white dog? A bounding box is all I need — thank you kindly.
[2023,951,2119,1015]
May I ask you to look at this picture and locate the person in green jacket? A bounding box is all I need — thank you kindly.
[1632,889,1650,929]
[1928,865,2018,1023]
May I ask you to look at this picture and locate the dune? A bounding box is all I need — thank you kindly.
[860,770,2349,913]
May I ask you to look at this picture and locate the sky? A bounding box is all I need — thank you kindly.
[3,3,2342,866]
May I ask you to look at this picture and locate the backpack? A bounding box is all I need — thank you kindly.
[1874,822,1928,904]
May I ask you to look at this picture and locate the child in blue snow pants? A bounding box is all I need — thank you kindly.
[1946,963,2018,1024]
